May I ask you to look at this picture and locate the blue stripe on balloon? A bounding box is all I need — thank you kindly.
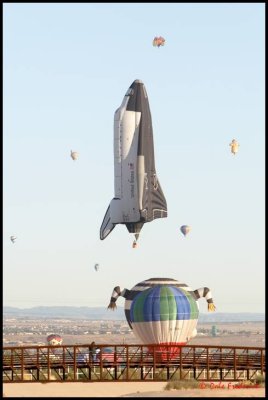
[145,286,161,322]
[168,286,191,320]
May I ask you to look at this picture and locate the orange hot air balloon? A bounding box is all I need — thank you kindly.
[152,36,165,47]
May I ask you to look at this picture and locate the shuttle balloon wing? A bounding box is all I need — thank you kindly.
[100,204,116,240]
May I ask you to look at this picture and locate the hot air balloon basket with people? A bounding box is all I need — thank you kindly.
[108,278,216,362]
[146,343,182,362]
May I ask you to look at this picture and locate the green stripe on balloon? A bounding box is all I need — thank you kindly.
[181,288,199,319]
[160,286,177,321]
[132,288,148,322]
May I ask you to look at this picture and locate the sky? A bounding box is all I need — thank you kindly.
[3,3,265,313]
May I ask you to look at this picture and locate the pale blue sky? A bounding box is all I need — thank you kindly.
[3,3,265,313]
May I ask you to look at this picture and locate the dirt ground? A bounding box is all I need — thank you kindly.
[3,382,265,398]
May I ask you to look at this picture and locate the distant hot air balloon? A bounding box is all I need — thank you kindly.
[229,139,239,155]
[152,36,165,47]
[47,334,63,346]
[94,263,99,272]
[108,277,216,361]
[180,225,190,237]
[10,236,17,244]
[70,150,79,160]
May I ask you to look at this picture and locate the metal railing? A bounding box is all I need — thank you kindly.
[3,343,265,382]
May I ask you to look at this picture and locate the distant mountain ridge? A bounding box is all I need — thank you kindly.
[3,306,265,322]
[3,306,121,320]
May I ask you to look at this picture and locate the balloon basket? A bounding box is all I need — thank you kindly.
[147,343,185,362]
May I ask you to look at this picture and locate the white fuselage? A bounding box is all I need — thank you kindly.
[111,96,143,224]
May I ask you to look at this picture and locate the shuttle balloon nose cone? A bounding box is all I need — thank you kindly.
[134,79,143,84]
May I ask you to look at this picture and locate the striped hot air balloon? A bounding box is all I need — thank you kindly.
[108,278,216,361]
[130,285,199,344]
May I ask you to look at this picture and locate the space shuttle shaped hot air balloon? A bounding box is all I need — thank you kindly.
[108,277,216,361]
[100,80,167,246]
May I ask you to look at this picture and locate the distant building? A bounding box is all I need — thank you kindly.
[211,325,217,337]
